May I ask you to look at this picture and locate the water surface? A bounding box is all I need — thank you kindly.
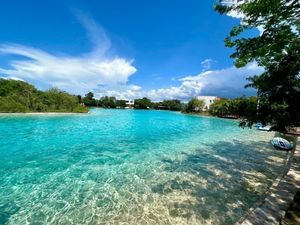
[0,109,289,224]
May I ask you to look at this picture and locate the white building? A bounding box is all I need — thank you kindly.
[125,100,134,108]
[196,96,220,111]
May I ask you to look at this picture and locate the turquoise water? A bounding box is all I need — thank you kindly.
[0,109,289,225]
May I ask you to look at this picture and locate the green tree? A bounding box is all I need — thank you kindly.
[235,96,258,121]
[0,79,88,113]
[157,99,183,111]
[209,97,258,119]
[116,100,127,108]
[82,92,96,107]
[134,97,152,109]
[99,96,116,108]
[215,0,300,132]
[184,98,205,113]
[77,95,82,103]
[209,98,231,116]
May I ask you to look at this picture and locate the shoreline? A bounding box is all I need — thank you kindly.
[0,112,89,115]
[0,108,292,221]
[238,135,299,225]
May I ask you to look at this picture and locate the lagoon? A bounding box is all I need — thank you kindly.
[0,109,289,225]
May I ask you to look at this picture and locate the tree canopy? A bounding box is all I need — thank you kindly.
[134,98,152,109]
[154,99,183,111]
[0,79,88,113]
[77,92,185,111]
[82,92,96,107]
[209,97,258,119]
[215,0,300,132]
[99,96,117,108]
[183,98,205,113]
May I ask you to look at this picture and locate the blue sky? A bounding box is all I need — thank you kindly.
[0,0,261,100]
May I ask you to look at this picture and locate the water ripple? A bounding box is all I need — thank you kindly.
[0,109,289,225]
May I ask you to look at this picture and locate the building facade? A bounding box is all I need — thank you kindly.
[125,100,134,108]
[196,96,220,111]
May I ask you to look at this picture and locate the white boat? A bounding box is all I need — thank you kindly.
[271,137,293,150]
[258,125,272,131]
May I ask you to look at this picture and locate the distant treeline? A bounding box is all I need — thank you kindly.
[0,79,88,113]
[80,92,184,111]
[209,97,257,120]
[0,79,258,117]
[180,96,258,119]
[79,92,258,118]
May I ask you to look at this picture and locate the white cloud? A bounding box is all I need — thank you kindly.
[223,1,266,34]
[201,59,215,71]
[94,84,143,100]
[0,76,25,81]
[227,11,265,34]
[227,10,244,19]
[0,13,136,94]
[177,62,263,98]
[95,63,263,101]
[0,11,264,102]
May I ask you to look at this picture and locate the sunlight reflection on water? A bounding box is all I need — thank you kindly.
[0,109,289,225]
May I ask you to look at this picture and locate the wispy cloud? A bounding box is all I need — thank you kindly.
[74,10,111,57]
[0,11,262,101]
[0,13,137,94]
[200,58,215,71]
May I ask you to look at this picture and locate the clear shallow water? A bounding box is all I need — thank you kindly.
[0,109,289,225]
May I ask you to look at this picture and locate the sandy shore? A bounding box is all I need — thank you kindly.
[239,136,299,225]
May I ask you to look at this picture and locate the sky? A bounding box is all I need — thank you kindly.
[0,0,262,101]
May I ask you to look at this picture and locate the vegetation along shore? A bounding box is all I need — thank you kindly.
[0,79,88,113]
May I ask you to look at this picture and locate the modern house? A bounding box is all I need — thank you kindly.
[196,96,220,111]
[125,100,135,108]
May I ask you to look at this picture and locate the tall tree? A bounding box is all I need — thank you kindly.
[184,98,205,113]
[82,92,96,107]
[134,98,152,109]
[99,96,117,108]
[157,99,183,111]
[0,79,88,113]
[215,0,300,132]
